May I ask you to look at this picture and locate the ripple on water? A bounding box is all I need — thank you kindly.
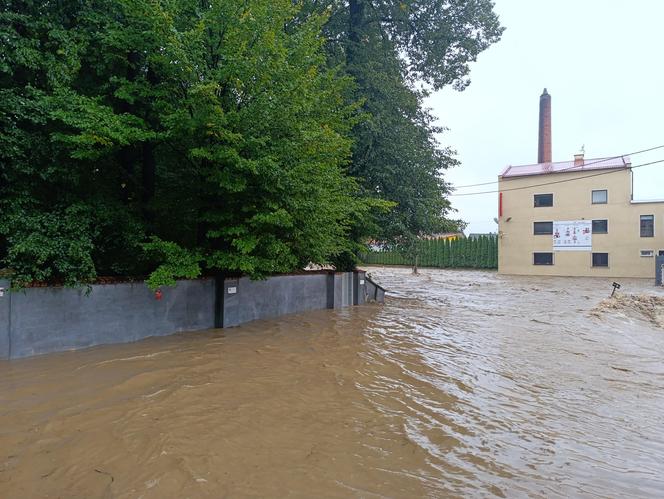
[1,267,664,497]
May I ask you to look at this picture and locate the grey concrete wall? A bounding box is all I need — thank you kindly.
[1,271,384,359]
[0,279,10,360]
[222,274,330,327]
[221,271,378,328]
[329,272,353,309]
[657,256,664,286]
[7,279,215,359]
[354,271,366,306]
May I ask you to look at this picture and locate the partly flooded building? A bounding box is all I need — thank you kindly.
[498,90,664,278]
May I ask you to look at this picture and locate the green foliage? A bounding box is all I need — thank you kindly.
[48,89,156,160]
[360,236,498,270]
[306,0,501,248]
[142,238,201,291]
[0,203,97,287]
[0,0,501,289]
[0,0,370,288]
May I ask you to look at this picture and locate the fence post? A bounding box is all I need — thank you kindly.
[0,279,10,360]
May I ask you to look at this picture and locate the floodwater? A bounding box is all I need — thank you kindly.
[1,268,664,498]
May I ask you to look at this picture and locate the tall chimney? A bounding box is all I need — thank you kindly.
[538,88,552,163]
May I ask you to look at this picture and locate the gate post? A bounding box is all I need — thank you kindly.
[656,256,664,286]
[0,279,11,359]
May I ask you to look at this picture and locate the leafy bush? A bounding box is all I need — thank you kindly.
[0,204,97,287]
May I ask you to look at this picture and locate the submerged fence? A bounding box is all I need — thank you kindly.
[360,235,498,269]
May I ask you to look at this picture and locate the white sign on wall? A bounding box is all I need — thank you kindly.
[553,220,592,251]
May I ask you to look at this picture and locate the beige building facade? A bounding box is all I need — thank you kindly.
[498,156,664,278]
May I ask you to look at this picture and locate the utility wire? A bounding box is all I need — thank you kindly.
[451,144,664,189]
[449,159,664,197]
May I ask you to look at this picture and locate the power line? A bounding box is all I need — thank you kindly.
[449,159,664,197]
[451,144,664,189]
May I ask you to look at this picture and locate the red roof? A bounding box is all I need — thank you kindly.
[500,156,631,178]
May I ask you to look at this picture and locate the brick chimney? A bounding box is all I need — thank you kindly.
[574,153,584,167]
[538,88,552,163]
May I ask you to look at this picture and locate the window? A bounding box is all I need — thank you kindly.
[640,215,654,237]
[659,250,664,256]
[591,190,607,204]
[592,253,609,267]
[533,252,554,265]
[640,250,654,257]
[534,193,553,207]
[533,221,553,235]
[592,219,608,234]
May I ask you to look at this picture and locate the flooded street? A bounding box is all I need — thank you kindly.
[1,267,664,498]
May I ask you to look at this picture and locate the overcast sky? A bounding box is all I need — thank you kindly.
[427,0,664,235]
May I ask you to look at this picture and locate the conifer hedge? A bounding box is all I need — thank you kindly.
[360,236,498,269]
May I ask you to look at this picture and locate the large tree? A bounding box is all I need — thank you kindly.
[0,0,366,287]
[306,0,503,261]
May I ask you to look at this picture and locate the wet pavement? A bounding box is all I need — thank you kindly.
[1,267,663,498]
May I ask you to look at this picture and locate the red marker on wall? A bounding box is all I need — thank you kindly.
[155,289,163,301]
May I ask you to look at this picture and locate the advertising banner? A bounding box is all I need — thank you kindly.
[553,220,592,251]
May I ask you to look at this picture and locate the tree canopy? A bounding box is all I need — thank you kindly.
[0,0,503,286]
[311,0,503,257]
[1,0,366,287]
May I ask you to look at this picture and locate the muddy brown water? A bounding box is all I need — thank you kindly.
[1,268,664,498]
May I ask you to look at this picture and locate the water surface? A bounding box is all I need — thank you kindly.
[1,268,663,498]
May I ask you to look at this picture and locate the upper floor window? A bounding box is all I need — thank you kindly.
[534,194,553,207]
[592,219,608,234]
[591,189,607,204]
[640,215,654,237]
[533,221,553,235]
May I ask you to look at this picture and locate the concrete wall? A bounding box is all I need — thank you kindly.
[221,273,330,328]
[3,279,215,359]
[220,271,376,328]
[498,168,664,278]
[0,271,385,360]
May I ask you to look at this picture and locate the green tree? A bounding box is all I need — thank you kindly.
[307,0,502,270]
[0,0,153,285]
[0,0,369,287]
[155,1,362,281]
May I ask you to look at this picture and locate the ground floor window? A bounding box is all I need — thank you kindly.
[640,250,654,257]
[592,252,609,267]
[533,252,554,265]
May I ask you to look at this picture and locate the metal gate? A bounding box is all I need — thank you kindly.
[656,256,664,286]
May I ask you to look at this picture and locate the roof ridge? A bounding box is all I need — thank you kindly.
[509,156,617,169]
[500,155,630,179]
